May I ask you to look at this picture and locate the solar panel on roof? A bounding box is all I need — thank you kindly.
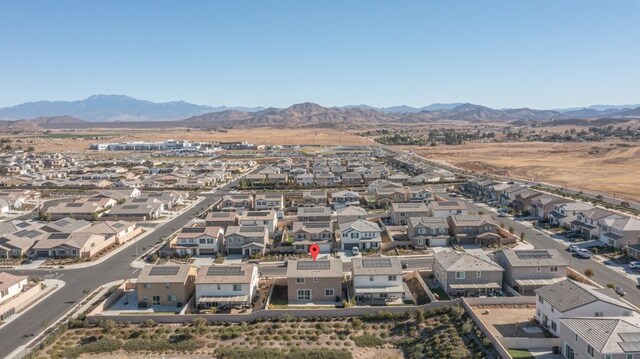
[362,258,392,268]
[122,205,137,209]
[56,219,70,227]
[620,333,640,342]
[297,261,330,270]
[181,227,205,233]
[206,267,244,276]
[16,222,31,228]
[619,342,640,352]
[48,233,70,239]
[149,267,180,276]
[516,251,553,260]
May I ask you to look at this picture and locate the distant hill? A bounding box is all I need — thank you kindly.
[615,106,640,117]
[31,116,87,125]
[0,95,263,122]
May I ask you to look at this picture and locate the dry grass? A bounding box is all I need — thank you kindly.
[408,141,640,202]
[18,128,372,153]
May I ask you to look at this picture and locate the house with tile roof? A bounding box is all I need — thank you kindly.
[494,249,568,295]
[535,279,636,336]
[433,251,504,297]
[560,316,640,359]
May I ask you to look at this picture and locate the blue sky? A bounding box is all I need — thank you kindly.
[0,1,639,109]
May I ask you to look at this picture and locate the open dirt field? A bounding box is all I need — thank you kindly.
[17,128,372,153]
[409,141,640,202]
[470,304,541,339]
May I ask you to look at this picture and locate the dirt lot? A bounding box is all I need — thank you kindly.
[470,304,544,338]
[16,127,372,153]
[409,141,640,202]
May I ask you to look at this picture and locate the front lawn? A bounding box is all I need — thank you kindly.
[508,349,535,358]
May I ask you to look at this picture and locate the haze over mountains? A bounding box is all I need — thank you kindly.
[0,95,639,130]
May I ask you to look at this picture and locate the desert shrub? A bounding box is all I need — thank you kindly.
[351,334,384,347]
[63,338,122,358]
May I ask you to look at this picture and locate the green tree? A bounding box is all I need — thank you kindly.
[584,268,595,277]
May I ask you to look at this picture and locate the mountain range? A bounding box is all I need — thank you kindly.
[0,95,639,130]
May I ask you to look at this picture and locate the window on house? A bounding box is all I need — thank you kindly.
[594,312,603,317]
[313,277,318,283]
[207,238,214,244]
[626,354,633,359]
[325,289,334,297]
[476,271,481,278]
[455,272,465,279]
[296,278,305,284]
[217,284,221,290]
[537,267,541,272]
[551,321,556,331]
[586,344,594,357]
[165,283,170,288]
[297,289,311,301]
[575,334,578,341]
[233,284,242,291]
[200,238,206,244]
[388,275,397,281]
[167,294,177,301]
[550,266,558,272]
[623,311,632,317]
[144,283,151,289]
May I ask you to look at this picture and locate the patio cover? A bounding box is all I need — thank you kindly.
[449,282,501,290]
[354,285,405,295]
[197,295,249,304]
[514,277,565,287]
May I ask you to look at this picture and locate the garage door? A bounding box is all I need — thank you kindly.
[227,248,242,255]
[429,238,448,247]
[36,251,50,258]
[342,243,358,250]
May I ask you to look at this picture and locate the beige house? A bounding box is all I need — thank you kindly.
[389,202,430,225]
[494,249,568,294]
[447,215,503,245]
[286,258,343,304]
[433,251,504,297]
[204,211,238,229]
[224,225,269,256]
[136,264,196,308]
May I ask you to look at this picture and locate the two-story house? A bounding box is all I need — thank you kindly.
[171,226,224,256]
[286,258,342,304]
[302,191,327,207]
[549,202,594,229]
[535,279,636,336]
[195,264,259,309]
[136,263,196,308]
[339,219,382,251]
[254,194,284,211]
[408,188,434,203]
[494,249,568,295]
[407,217,450,247]
[428,200,469,218]
[0,272,28,304]
[447,215,503,245]
[433,251,504,297]
[238,210,278,234]
[330,190,361,209]
[291,222,334,253]
[335,206,368,224]
[599,216,640,249]
[531,194,572,220]
[560,317,640,359]
[224,225,269,256]
[352,257,404,304]
[389,202,430,225]
[571,208,621,240]
[297,206,332,222]
[220,195,253,212]
[204,211,238,229]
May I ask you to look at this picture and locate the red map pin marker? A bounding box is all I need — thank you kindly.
[309,244,320,262]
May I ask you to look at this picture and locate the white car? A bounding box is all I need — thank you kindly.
[577,249,592,259]
[351,247,360,256]
[629,261,640,269]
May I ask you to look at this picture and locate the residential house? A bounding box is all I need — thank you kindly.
[297,206,332,222]
[511,189,543,214]
[352,257,404,303]
[494,249,568,295]
[535,279,636,336]
[531,194,572,220]
[204,211,237,229]
[339,219,382,251]
[330,190,361,209]
[549,202,595,229]
[195,264,259,309]
[560,317,640,359]
[104,199,163,221]
[407,217,449,247]
[302,191,327,207]
[341,172,363,186]
[224,225,269,256]
[428,200,469,218]
[389,202,430,225]
[335,206,368,224]
[0,272,28,304]
[433,251,504,297]
[286,258,342,304]
[254,194,284,211]
[408,188,434,203]
[571,208,621,240]
[239,210,278,234]
[31,232,112,258]
[291,222,334,253]
[88,221,139,245]
[171,226,224,256]
[375,187,407,207]
[46,200,105,221]
[136,264,196,308]
[295,174,314,186]
[220,195,253,212]
[447,215,503,245]
[600,216,640,249]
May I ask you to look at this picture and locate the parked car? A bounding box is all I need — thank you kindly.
[351,247,360,256]
[498,212,508,217]
[630,261,640,269]
[566,245,580,253]
[577,249,592,259]
[615,286,627,297]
